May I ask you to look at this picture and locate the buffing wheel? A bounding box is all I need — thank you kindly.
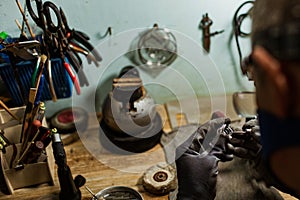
[142,162,177,195]
[49,107,88,134]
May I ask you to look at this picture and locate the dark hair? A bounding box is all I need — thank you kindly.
[251,0,300,61]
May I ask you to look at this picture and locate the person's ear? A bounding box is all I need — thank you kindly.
[252,46,289,117]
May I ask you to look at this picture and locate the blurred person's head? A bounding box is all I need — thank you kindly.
[251,1,300,195]
[251,0,300,118]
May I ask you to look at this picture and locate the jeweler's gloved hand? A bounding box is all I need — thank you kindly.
[189,117,234,162]
[228,119,265,181]
[176,150,219,200]
[228,119,294,195]
[175,111,234,200]
[228,119,262,159]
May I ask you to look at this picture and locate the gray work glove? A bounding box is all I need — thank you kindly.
[175,112,234,200]
[189,117,234,162]
[228,119,295,196]
[229,119,269,183]
[228,119,262,159]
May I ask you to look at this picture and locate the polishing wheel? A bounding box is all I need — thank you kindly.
[49,107,88,134]
[142,162,177,195]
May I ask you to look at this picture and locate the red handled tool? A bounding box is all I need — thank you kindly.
[63,60,81,95]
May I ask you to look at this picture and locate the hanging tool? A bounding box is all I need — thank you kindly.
[62,57,81,94]
[57,8,90,87]
[26,0,89,91]
[59,8,102,63]
[58,41,88,89]
[44,54,58,101]
[45,58,57,101]
[69,43,99,67]
[26,0,78,94]
[199,13,224,53]
[25,0,61,100]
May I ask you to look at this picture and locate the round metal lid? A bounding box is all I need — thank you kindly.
[92,186,144,200]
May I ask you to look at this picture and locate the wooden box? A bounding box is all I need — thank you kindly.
[0,106,54,194]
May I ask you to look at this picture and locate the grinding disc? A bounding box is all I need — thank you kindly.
[49,107,88,134]
[142,162,177,195]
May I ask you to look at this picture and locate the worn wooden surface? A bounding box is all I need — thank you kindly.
[0,95,297,200]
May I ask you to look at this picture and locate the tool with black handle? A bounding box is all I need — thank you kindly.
[51,129,85,200]
[59,7,102,62]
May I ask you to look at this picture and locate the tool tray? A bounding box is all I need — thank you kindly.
[0,40,73,106]
[0,106,54,195]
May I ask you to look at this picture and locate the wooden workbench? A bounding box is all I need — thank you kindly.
[0,95,297,200]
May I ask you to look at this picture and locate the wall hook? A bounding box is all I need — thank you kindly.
[98,27,112,40]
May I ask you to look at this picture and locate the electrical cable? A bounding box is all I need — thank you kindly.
[233,1,254,69]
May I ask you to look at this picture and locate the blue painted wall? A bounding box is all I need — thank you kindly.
[1,0,254,116]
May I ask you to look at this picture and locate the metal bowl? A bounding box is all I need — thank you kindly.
[92,186,144,200]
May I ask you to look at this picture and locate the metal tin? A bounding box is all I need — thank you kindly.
[92,186,144,200]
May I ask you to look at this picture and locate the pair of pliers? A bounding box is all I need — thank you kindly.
[59,8,102,62]
[61,53,81,95]
[56,26,89,88]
